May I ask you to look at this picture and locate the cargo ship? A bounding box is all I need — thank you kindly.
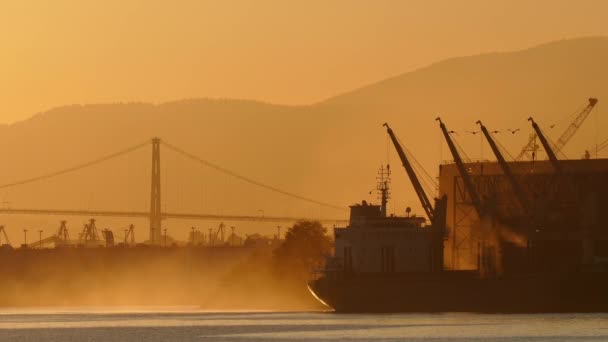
[308,114,608,312]
[307,199,608,312]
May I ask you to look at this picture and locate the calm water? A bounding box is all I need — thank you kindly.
[0,307,607,341]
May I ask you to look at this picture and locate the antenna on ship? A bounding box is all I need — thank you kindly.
[376,164,391,217]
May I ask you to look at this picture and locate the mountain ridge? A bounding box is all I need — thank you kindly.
[16,36,608,127]
[319,36,608,107]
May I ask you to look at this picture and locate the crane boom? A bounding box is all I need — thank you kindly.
[590,137,608,155]
[554,98,598,154]
[477,121,531,215]
[528,117,561,172]
[28,235,59,248]
[516,98,598,160]
[516,134,539,160]
[383,123,435,223]
[436,118,483,217]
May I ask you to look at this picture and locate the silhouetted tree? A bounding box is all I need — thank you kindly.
[273,220,332,281]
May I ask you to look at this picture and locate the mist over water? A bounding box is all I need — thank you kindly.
[0,309,606,341]
[0,246,323,310]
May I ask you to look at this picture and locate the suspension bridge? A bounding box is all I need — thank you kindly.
[0,137,347,245]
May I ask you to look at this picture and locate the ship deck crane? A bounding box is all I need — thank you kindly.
[528,117,561,172]
[384,123,447,273]
[436,118,484,217]
[517,98,598,160]
[383,123,437,223]
[477,121,531,215]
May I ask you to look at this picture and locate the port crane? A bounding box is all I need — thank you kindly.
[527,117,561,172]
[584,137,608,158]
[383,123,439,223]
[79,219,103,246]
[56,220,70,243]
[27,221,72,248]
[517,98,598,160]
[101,229,115,247]
[210,222,226,246]
[0,226,10,246]
[436,118,484,217]
[124,224,135,245]
[477,121,532,215]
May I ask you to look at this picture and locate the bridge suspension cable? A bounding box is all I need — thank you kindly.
[161,140,346,211]
[0,140,151,190]
[0,137,346,212]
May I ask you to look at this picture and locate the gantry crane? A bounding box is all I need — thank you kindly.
[477,121,531,215]
[56,221,70,243]
[517,98,598,160]
[79,219,101,245]
[527,117,561,172]
[210,222,226,246]
[436,118,484,217]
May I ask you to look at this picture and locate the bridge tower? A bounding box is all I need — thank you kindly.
[150,137,162,244]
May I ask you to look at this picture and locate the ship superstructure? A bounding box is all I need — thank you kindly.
[333,182,442,276]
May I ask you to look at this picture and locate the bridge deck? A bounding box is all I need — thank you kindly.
[0,208,348,225]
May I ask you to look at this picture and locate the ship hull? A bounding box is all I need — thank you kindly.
[308,271,608,313]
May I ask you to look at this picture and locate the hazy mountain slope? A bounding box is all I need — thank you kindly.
[322,36,607,114]
[0,37,607,240]
[314,36,608,208]
[319,36,608,160]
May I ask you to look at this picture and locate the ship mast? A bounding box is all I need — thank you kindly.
[376,164,391,217]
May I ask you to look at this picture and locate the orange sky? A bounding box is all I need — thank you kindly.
[1,0,607,123]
